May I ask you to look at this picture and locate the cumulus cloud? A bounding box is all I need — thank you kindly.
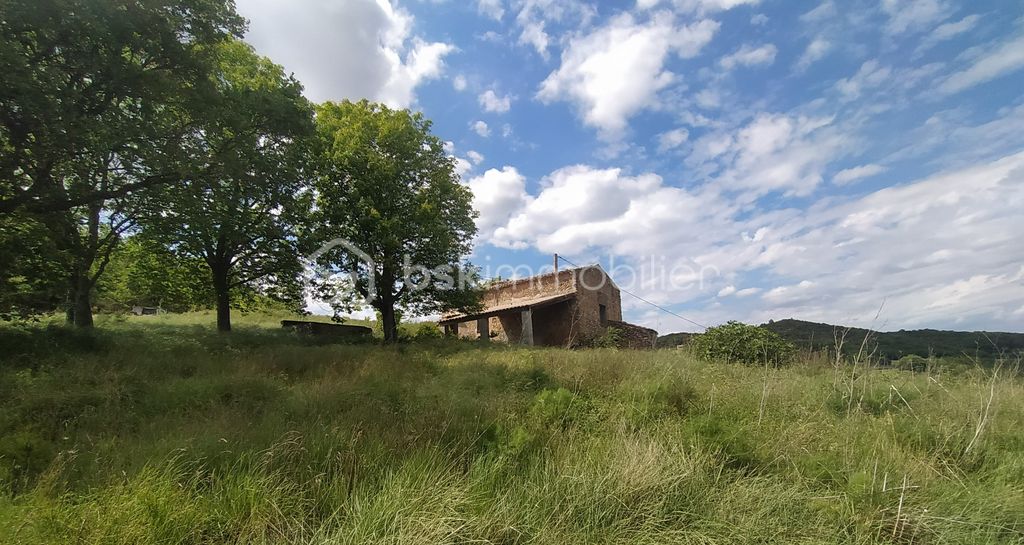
[537,13,719,139]
[718,43,777,70]
[236,0,453,107]
[467,150,485,164]
[466,166,529,240]
[472,120,491,137]
[489,165,731,257]
[478,89,512,113]
[833,164,886,185]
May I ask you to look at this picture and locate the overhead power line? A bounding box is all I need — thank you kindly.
[555,255,707,330]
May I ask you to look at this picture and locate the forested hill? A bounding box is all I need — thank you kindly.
[658,319,1024,360]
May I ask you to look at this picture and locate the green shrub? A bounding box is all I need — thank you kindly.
[592,327,623,348]
[690,321,795,366]
[894,354,929,372]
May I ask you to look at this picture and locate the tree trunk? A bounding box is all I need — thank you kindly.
[212,266,231,333]
[72,269,94,327]
[380,300,398,344]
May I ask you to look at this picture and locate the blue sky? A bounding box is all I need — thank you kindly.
[236,0,1024,333]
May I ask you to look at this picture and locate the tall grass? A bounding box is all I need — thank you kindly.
[0,314,1021,544]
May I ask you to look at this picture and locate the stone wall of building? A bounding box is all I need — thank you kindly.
[608,320,658,349]
[572,266,622,345]
[479,269,577,308]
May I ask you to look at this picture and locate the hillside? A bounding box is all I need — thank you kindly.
[659,319,1024,361]
[1,314,1021,543]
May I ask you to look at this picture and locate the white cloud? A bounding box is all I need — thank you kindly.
[236,0,453,107]
[452,74,468,91]
[796,37,831,71]
[750,13,769,25]
[834,60,892,101]
[938,35,1024,95]
[537,13,719,139]
[466,166,529,240]
[657,128,690,152]
[453,157,473,179]
[467,150,485,165]
[717,285,736,297]
[800,1,835,24]
[668,0,761,13]
[689,113,846,197]
[719,43,777,70]
[918,14,981,51]
[514,0,596,59]
[472,120,491,137]
[735,287,761,297]
[833,164,887,185]
[881,0,952,34]
[478,89,512,113]
[518,22,550,58]
[477,0,504,21]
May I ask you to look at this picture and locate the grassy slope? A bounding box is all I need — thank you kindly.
[1,313,1022,544]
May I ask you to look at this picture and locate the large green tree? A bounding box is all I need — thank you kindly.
[141,40,314,332]
[0,0,244,215]
[0,0,246,324]
[313,100,481,343]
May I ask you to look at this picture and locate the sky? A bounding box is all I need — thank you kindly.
[235,0,1024,334]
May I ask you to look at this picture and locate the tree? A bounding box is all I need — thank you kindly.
[1,0,246,325]
[0,214,68,319]
[94,235,213,313]
[0,0,245,215]
[313,100,481,343]
[140,40,315,332]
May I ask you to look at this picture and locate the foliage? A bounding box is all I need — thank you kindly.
[592,326,623,348]
[312,100,481,343]
[690,320,796,366]
[93,235,212,312]
[0,0,244,214]
[0,214,68,319]
[139,40,315,332]
[0,314,1022,543]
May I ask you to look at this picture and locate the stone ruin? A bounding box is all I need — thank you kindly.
[439,265,657,349]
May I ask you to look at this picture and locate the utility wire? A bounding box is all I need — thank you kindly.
[556,255,708,330]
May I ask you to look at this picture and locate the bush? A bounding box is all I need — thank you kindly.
[690,321,795,366]
[592,327,623,348]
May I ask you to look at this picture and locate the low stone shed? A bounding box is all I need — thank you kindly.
[439,265,657,348]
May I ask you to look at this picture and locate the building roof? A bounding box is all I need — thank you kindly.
[438,292,576,325]
[438,264,618,325]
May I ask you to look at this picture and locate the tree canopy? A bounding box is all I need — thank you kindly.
[313,100,481,342]
[0,0,245,214]
[139,39,315,332]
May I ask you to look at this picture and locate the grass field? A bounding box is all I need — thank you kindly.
[1,313,1022,544]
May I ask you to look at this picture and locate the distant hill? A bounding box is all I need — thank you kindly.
[658,319,1024,361]
[654,331,695,348]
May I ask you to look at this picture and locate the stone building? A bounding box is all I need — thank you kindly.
[439,265,657,348]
